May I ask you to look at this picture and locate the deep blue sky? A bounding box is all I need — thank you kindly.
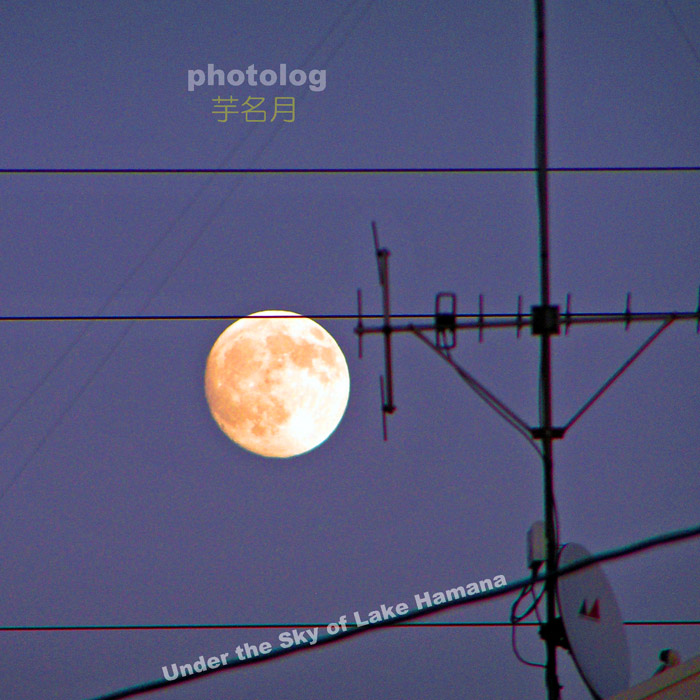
[1,2,698,699]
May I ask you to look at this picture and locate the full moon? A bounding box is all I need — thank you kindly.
[204,310,350,458]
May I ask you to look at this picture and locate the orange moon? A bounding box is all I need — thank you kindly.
[204,311,350,458]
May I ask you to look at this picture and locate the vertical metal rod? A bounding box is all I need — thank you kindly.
[373,222,395,413]
[381,255,395,412]
[535,2,560,699]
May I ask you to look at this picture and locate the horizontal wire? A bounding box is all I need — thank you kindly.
[1,311,697,323]
[0,620,695,632]
[0,314,369,322]
[2,166,700,174]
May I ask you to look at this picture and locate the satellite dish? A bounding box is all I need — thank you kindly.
[557,543,630,699]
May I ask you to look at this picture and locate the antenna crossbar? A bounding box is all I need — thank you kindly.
[355,310,699,337]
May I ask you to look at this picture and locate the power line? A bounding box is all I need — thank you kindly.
[1,310,697,323]
[0,0,376,507]
[80,523,700,700]
[2,166,700,174]
[2,620,696,632]
[2,6,696,700]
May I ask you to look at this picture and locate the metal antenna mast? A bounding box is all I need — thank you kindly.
[354,2,698,699]
[533,1,561,697]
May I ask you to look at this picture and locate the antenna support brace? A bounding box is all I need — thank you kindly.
[531,305,561,336]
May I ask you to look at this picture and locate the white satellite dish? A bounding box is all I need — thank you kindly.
[557,543,631,699]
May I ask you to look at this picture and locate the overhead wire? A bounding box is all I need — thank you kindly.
[0,0,376,505]
[1,619,696,632]
[0,0,369,435]
[3,165,700,174]
[1,310,696,323]
[0,3,696,696]
[78,523,700,700]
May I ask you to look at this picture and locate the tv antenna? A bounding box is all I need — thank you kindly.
[354,2,699,699]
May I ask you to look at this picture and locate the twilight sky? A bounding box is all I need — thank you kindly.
[1,2,699,699]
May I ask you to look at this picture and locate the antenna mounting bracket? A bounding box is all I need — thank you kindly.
[531,305,561,336]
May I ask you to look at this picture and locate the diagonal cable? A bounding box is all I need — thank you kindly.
[662,0,700,73]
[0,0,368,441]
[0,0,374,504]
[81,522,700,700]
